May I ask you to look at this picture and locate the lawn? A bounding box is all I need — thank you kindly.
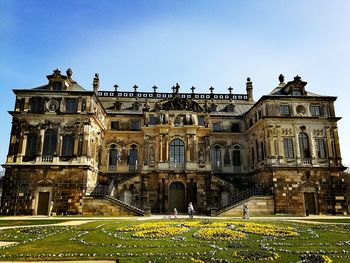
[0,218,349,262]
[0,220,71,227]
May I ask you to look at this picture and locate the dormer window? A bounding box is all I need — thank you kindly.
[292,89,302,96]
[53,81,62,91]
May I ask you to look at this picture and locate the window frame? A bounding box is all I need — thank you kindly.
[315,138,327,158]
[130,120,141,131]
[280,104,290,116]
[212,122,222,132]
[283,137,294,158]
[310,104,321,116]
[65,98,78,113]
[169,139,185,164]
[61,134,75,157]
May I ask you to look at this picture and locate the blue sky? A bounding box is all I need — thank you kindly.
[1,0,349,166]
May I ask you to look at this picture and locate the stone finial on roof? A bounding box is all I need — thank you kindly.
[93,73,99,94]
[279,74,285,84]
[66,68,73,79]
[246,77,253,101]
[53,68,61,76]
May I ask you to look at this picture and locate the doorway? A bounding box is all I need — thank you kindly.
[37,192,50,215]
[304,193,316,215]
[169,182,186,212]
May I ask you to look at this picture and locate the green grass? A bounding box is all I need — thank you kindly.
[0,219,349,262]
[296,218,350,224]
[0,220,71,227]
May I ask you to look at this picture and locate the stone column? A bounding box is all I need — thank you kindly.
[159,135,163,162]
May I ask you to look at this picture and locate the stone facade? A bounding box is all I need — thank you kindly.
[0,70,347,216]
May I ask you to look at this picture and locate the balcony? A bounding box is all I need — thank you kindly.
[108,165,117,172]
[169,162,185,170]
[301,158,312,165]
[42,156,53,163]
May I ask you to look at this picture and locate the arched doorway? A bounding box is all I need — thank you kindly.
[169,182,186,212]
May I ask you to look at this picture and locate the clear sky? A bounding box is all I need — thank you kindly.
[1,0,349,167]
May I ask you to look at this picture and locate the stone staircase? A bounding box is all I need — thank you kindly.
[210,187,270,216]
[83,180,144,216]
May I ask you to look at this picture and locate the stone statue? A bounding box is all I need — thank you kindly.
[199,149,205,163]
[149,146,155,164]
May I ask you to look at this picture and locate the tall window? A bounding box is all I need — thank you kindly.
[43,129,57,156]
[232,150,241,166]
[66,99,77,113]
[310,105,321,116]
[30,98,44,113]
[232,123,240,132]
[315,138,327,158]
[280,104,290,116]
[109,146,118,171]
[61,135,75,156]
[169,139,185,164]
[298,132,310,158]
[212,146,222,168]
[283,138,294,158]
[128,145,138,168]
[25,133,37,157]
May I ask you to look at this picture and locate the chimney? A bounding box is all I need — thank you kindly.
[246,77,253,101]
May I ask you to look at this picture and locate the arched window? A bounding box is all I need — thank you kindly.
[169,139,185,164]
[43,129,57,156]
[298,132,310,158]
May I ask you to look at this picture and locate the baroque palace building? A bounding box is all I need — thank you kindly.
[0,69,348,216]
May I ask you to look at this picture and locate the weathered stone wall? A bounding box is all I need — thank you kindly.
[218,196,274,216]
[0,166,97,215]
[82,197,140,216]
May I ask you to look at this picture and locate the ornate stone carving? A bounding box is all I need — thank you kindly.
[46,98,60,112]
[282,128,293,136]
[313,129,324,136]
[155,97,203,112]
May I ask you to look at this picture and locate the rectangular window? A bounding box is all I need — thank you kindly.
[128,147,138,170]
[111,121,120,130]
[212,123,221,132]
[280,104,290,116]
[25,133,37,157]
[310,105,321,116]
[30,98,44,113]
[283,138,294,158]
[315,138,327,158]
[232,150,241,166]
[62,135,75,156]
[149,116,157,125]
[198,116,205,126]
[130,120,140,131]
[212,149,222,168]
[66,99,77,113]
[232,123,240,132]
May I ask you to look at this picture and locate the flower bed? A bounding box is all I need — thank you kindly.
[235,222,299,237]
[234,250,280,261]
[193,227,246,241]
[132,226,187,238]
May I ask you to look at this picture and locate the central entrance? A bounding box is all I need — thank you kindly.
[169,182,186,212]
